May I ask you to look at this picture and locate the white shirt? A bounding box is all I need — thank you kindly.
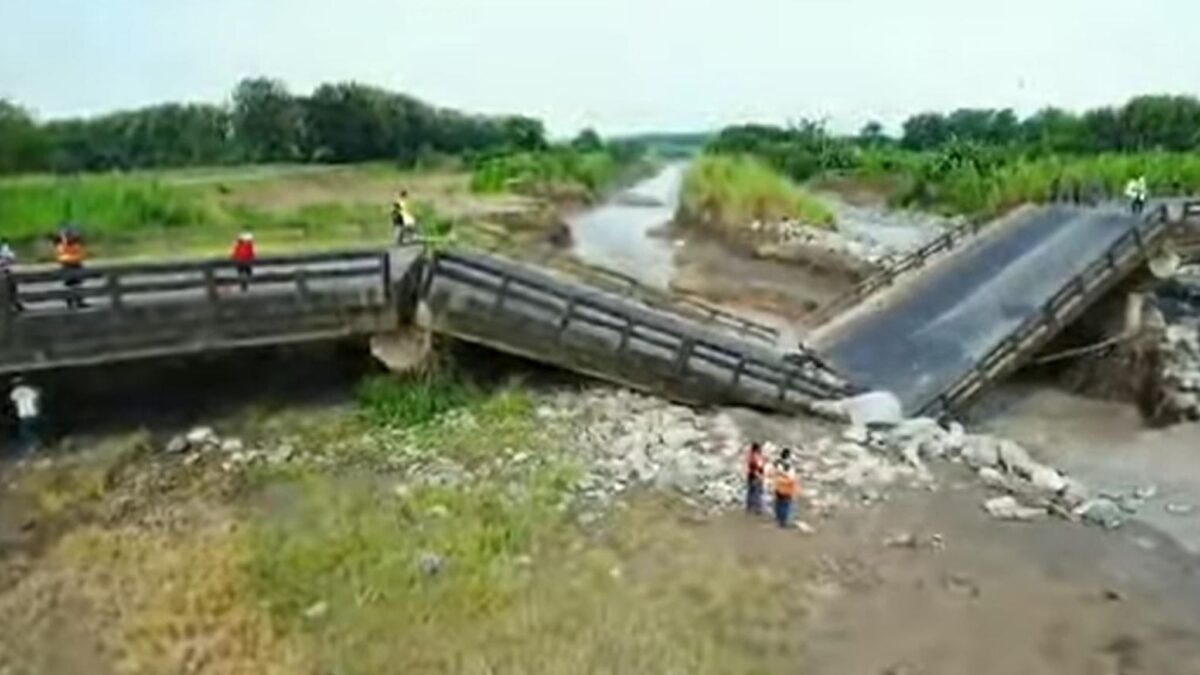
[10,385,39,419]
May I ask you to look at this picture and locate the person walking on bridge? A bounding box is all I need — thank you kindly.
[231,232,256,292]
[8,376,41,455]
[769,448,800,529]
[745,442,766,514]
[1125,175,1149,215]
[391,189,416,244]
[55,231,88,309]
[0,241,22,313]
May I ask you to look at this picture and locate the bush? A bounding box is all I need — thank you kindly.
[677,154,835,238]
[355,369,478,429]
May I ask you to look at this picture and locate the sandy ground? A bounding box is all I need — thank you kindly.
[719,483,1200,675]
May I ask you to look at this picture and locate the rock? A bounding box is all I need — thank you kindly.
[1076,498,1126,529]
[268,444,296,465]
[1134,485,1159,500]
[418,551,446,577]
[165,435,189,454]
[1165,502,1196,516]
[977,466,1007,489]
[996,440,1036,477]
[842,425,869,444]
[1028,465,1067,494]
[303,601,328,620]
[983,496,1045,522]
[961,435,1001,469]
[942,572,980,598]
[185,426,218,448]
[219,438,244,454]
[794,520,816,534]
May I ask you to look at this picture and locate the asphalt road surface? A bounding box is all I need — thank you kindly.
[818,205,1145,414]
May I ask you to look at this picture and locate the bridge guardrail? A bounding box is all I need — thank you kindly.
[548,257,782,345]
[425,250,855,407]
[1,249,390,317]
[808,215,986,326]
[919,201,1187,417]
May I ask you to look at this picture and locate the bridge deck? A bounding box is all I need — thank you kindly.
[815,204,1170,415]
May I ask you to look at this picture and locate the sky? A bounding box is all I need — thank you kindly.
[1,0,1198,136]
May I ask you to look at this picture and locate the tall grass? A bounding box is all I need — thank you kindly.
[678,154,835,240]
[471,149,628,200]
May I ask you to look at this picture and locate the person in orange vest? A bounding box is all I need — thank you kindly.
[770,448,800,528]
[745,442,766,514]
[55,231,88,309]
[230,232,256,292]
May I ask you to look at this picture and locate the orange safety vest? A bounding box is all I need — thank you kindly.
[773,467,798,498]
[56,241,86,265]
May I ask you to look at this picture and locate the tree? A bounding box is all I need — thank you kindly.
[0,100,48,174]
[570,128,603,152]
[857,120,888,146]
[232,77,303,161]
[901,112,950,150]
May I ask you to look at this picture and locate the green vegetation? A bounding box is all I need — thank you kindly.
[705,93,1200,219]
[471,130,649,202]
[0,77,547,174]
[678,154,834,242]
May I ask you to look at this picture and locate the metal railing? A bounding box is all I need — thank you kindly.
[919,201,1184,416]
[1,249,390,318]
[808,215,986,326]
[425,251,855,407]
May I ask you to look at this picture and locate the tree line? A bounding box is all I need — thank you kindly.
[0,78,550,175]
[896,95,1200,154]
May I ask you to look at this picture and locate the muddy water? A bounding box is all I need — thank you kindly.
[975,380,1200,556]
[566,163,685,289]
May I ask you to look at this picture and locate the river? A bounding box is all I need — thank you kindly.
[565,163,685,289]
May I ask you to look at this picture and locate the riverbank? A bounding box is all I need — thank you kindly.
[4,349,1200,673]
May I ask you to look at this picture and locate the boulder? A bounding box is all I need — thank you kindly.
[961,435,1001,469]
[185,426,219,448]
[1028,465,1067,494]
[983,496,1045,522]
[1076,498,1126,529]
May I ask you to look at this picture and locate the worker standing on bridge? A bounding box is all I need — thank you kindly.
[1125,175,1149,215]
[8,376,41,455]
[1,241,21,313]
[770,448,800,529]
[231,232,256,292]
[391,189,416,244]
[55,230,88,309]
[745,442,766,514]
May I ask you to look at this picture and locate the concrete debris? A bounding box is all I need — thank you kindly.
[1156,323,1200,421]
[983,496,1045,522]
[977,467,1007,489]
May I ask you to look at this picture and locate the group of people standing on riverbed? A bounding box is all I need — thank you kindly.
[744,442,801,528]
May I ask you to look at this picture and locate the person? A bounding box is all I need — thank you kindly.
[0,241,21,313]
[745,442,766,514]
[770,448,800,529]
[55,231,88,309]
[231,232,256,292]
[1125,175,1148,215]
[9,376,41,455]
[391,189,416,244]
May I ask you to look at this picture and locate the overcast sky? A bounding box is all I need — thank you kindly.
[1,0,1197,136]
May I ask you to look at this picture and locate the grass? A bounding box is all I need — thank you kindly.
[0,363,804,675]
[471,149,647,202]
[678,154,835,243]
[0,162,532,260]
[840,147,1200,218]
